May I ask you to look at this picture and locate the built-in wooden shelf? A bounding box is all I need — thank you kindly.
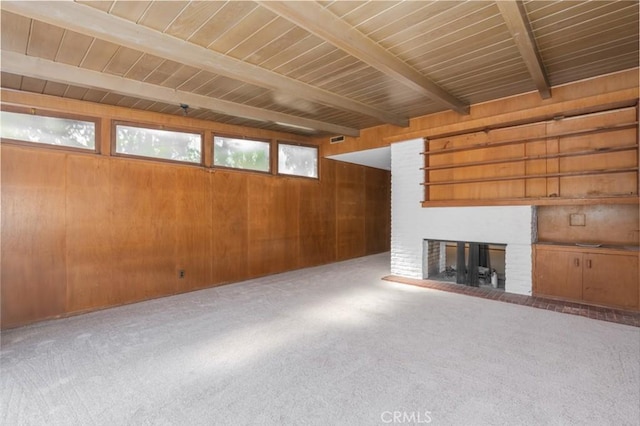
[422,104,639,205]
[421,196,639,207]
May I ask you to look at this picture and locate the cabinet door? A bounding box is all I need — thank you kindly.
[583,253,639,310]
[535,249,583,300]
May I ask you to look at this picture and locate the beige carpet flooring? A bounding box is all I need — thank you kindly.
[1,253,639,425]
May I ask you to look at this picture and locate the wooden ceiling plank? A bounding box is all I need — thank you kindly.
[165,1,226,40]
[142,60,183,86]
[338,1,399,26]
[26,20,65,61]
[528,1,620,32]
[43,81,69,97]
[20,76,46,94]
[272,42,337,78]
[209,7,278,55]
[80,39,120,72]
[430,44,523,78]
[187,1,258,47]
[75,1,114,14]
[1,0,405,127]
[108,1,151,22]
[497,0,551,99]
[137,1,189,32]
[1,72,23,90]
[55,30,94,67]
[383,2,485,53]
[101,93,126,106]
[62,85,89,100]
[305,58,367,87]
[115,96,139,109]
[175,70,218,93]
[413,31,511,71]
[159,65,201,90]
[257,33,319,70]
[1,12,31,53]
[289,49,350,82]
[549,54,640,86]
[363,2,447,42]
[229,17,296,62]
[244,26,310,66]
[1,50,360,137]
[543,33,639,67]
[391,5,500,62]
[124,54,166,82]
[324,1,368,18]
[257,1,469,115]
[103,47,145,77]
[537,14,638,51]
[193,76,243,98]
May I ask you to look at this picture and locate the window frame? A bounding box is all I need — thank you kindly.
[0,105,101,154]
[212,133,273,175]
[112,120,204,166]
[276,140,320,180]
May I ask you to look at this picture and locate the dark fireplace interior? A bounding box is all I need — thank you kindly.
[424,240,506,290]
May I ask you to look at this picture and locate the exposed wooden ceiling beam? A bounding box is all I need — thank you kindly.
[0,0,407,128]
[496,0,551,99]
[257,0,470,115]
[0,50,360,137]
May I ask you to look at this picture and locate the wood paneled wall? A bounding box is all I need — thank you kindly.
[1,134,390,329]
[536,204,640,246]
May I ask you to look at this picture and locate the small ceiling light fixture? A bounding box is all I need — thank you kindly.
[180,103,189,116]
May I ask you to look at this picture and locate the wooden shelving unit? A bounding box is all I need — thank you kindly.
[421,104,639,206]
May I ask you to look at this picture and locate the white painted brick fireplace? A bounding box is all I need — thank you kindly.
[391,139,534,296]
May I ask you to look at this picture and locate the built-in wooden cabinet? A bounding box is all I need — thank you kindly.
[535,247,583,301]
[582,252,639,310]
[534,244,639,310]
[534,203,639,310]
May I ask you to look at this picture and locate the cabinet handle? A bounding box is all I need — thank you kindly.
[574,258,580,267]
[586,259,592,269]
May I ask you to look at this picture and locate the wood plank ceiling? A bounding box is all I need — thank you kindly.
[1,0,638,137]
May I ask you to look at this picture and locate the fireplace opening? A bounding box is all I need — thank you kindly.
[424,240,506,290]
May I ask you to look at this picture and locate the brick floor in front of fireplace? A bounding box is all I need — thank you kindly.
[383,275,640,328]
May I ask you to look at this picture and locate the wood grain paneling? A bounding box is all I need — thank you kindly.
[174,167,213,292]
[534,244,639,310]
[109,160,178,303]
[537,204,640,246]
[335,161,366,261]
[365,167,391,254]
[299,159,337,267]
[1,146,67,327]
[65,154,114,312]
[534,247,583,300]
[583,252,639,310]
[0,96,391,328]
[247,175,301,277]
[211,171,249,285]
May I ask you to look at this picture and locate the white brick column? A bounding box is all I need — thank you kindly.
[391,139,425,279]
[390,139,534,295]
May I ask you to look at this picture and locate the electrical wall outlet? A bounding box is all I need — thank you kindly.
[178,270,185,279]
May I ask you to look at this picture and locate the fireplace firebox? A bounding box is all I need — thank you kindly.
[423,240,506,289]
